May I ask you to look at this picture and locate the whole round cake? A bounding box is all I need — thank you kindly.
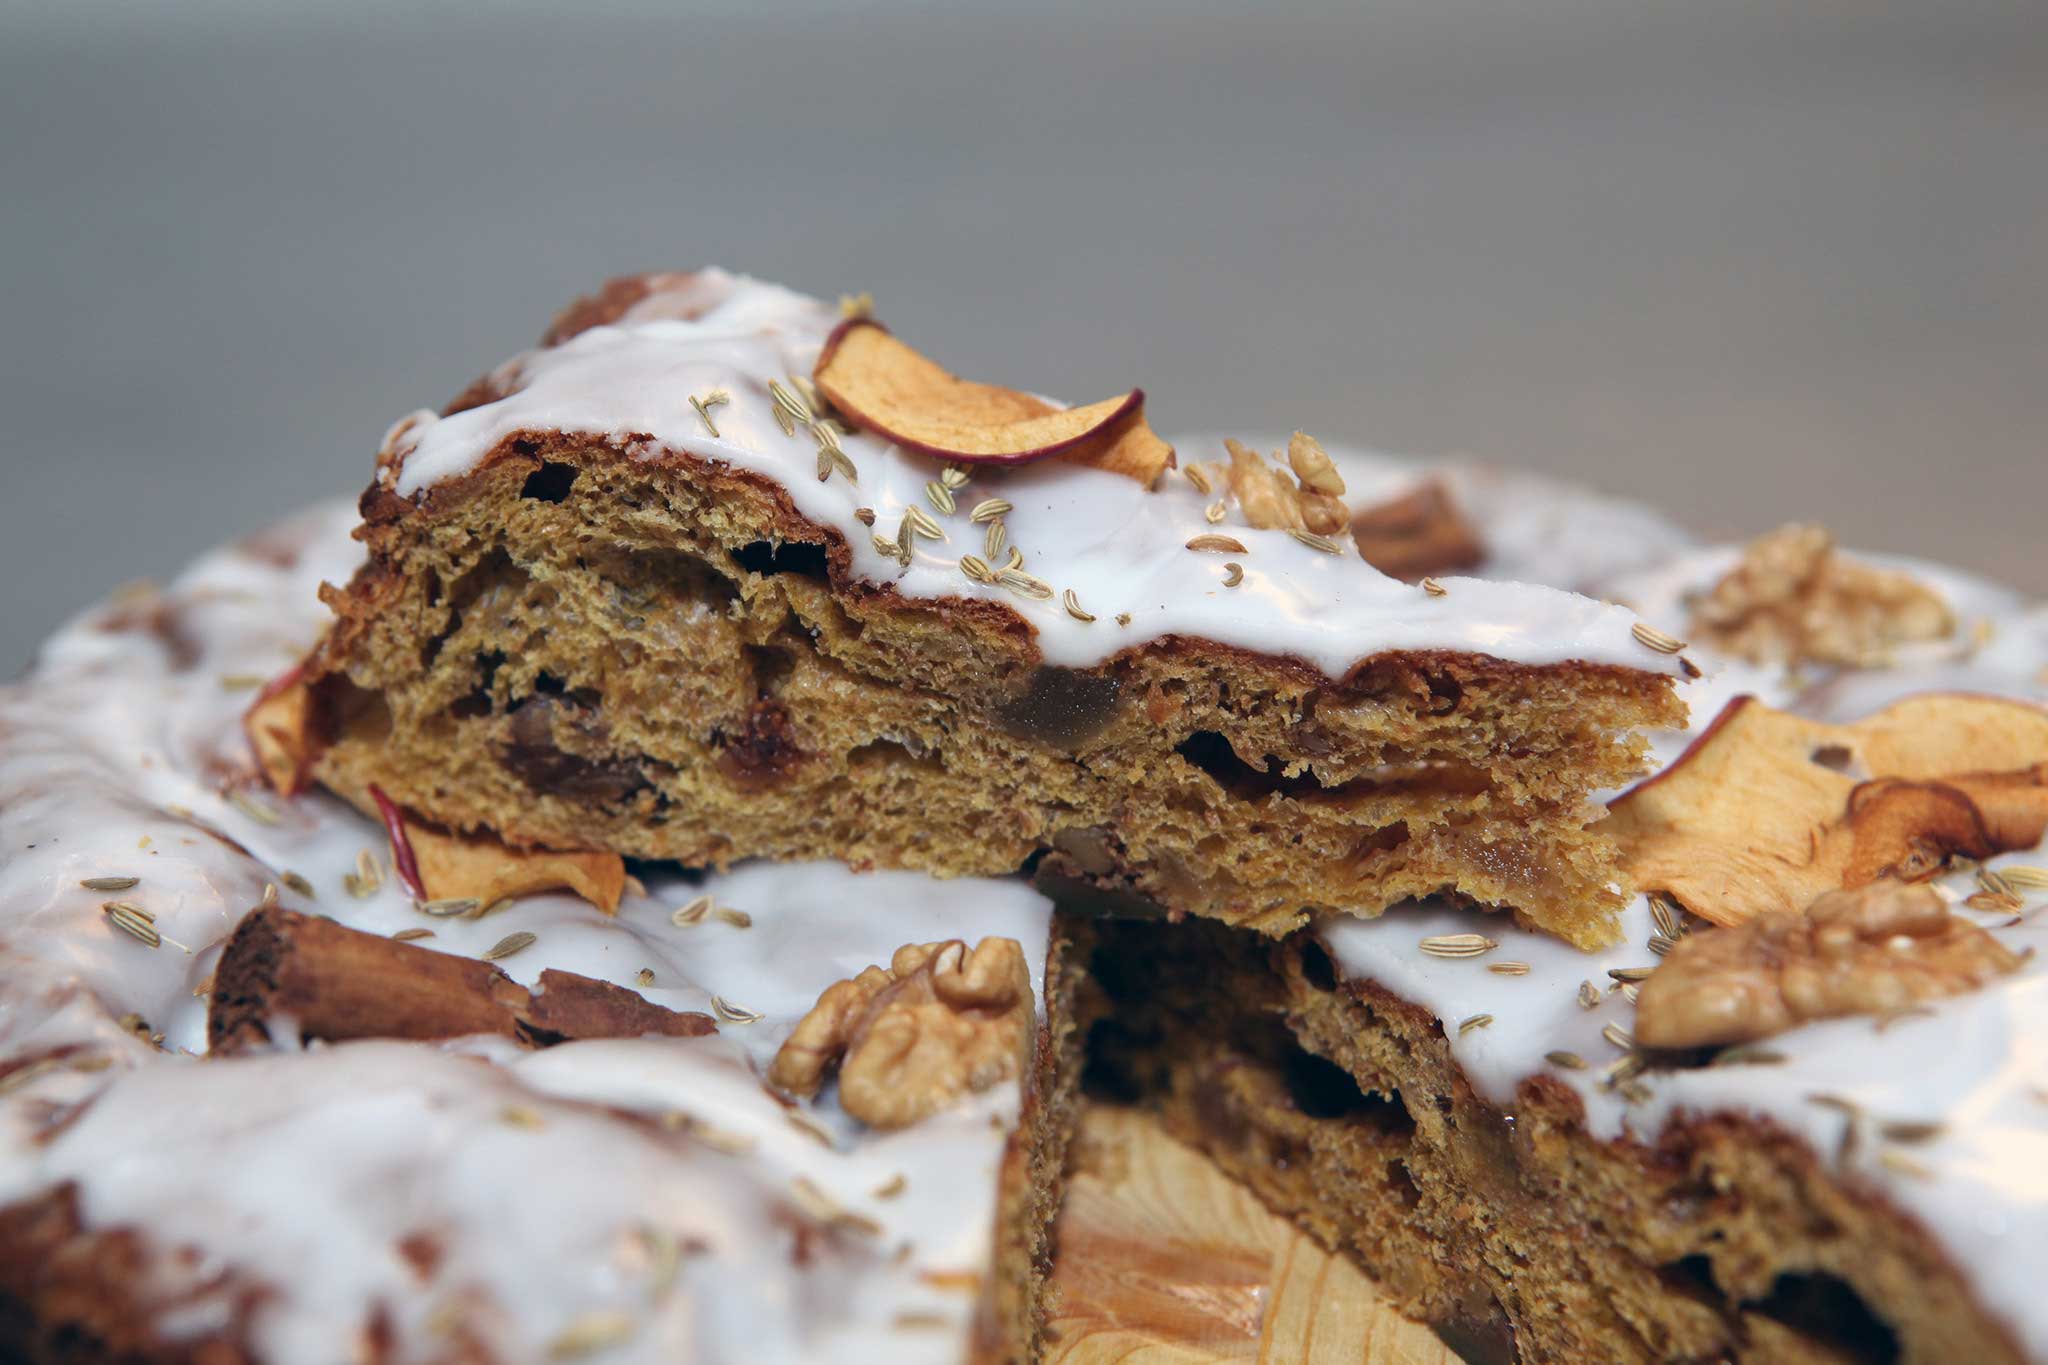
[2,270,2043,1364]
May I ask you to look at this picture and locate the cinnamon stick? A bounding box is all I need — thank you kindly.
[206,906,714,1054]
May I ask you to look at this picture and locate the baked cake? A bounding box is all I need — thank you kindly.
[0,506,1085,1363]
[1072,495,2048,1362]
[7,266,2045,1365]
[252,269,1684,950]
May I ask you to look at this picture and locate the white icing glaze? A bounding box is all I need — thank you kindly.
[387,269,1684,681]
[1321,535,2048,1358]
[0,503,1052,1362]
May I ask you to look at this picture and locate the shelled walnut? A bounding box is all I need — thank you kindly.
[769,937,1033,1129]
[1634,882,2022,1048]
[1690,523,1953,668]
[1186,434,1350,536]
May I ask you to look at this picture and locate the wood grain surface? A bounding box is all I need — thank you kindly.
[1045,1105,1461,1364]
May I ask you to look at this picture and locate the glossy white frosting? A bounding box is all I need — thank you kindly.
[0,503,1052,1363]
[1320,530,2048,1358]
[386,269,1684,681]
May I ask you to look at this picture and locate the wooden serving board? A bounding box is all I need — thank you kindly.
[1045,1105,1461,1364]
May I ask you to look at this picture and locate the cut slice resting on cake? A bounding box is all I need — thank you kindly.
[251,268,1685,949]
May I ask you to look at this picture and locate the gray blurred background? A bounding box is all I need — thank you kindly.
[4,0,2044,674]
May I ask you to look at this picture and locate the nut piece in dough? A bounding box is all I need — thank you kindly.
[1690,523,1953,668]
[1634,882,2023,1048]
[769,937,1034,1130]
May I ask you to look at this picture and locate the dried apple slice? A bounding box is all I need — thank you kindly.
[407,821,626,915]
[813,319,1173,483]
[1605,693,2048,926]
[370,782,626,914]
[245,663,319,796]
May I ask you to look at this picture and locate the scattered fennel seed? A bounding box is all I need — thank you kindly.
[1063,589,1095,622]
[227,791,281,826]
[689,389,730,438]
[500,1104,546,1130]
[997,569,1054,601]
[1878,1149,1933,1180]
[80,876,139,892]
[1879,1119,1945,1145]
[1186,534,1247,554]
[711,995,761,1023]
[547,1310,636,1360]
[1418,933,1496,958]
[768,379,811,434]
[1648,892,1685,940]
[1631,622,1687,654]
[482,931,537,961]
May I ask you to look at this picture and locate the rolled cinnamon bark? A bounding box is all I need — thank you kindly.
[206,907,714,1053]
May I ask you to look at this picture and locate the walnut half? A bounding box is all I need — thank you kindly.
[1690,522,1953,668]
[768,938,1034,1130]
[1633,882,2023,1048]
[1185,435,1350,536]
